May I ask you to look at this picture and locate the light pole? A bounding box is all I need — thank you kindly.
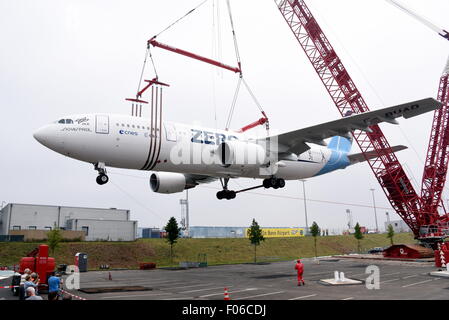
[370,188,379,233]
[300,180,309,235]
[180,190,190,237]
[386,211,391,232]
[346,209,353,230]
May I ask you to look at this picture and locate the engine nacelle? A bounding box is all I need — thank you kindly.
[150,172,194,194]
[217,140,268,167]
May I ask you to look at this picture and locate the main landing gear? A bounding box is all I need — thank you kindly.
[263,177,285,189]
[216,177,286,200]
[216,178,236,200]
[95,162,109,185]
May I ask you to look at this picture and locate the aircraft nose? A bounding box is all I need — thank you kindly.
[33,125,63,151]
[33,127,46,144]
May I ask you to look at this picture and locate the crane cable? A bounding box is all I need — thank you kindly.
[153,0,210,39]
[136,0,211,96]
[224,0,268,132]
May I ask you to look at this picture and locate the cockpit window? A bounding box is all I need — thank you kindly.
[56,119,74,124]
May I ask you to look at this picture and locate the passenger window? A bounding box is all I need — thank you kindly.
[122,124,125,127]
[58,119,65,124]
[127,124,130,127]
[66,119,73,124]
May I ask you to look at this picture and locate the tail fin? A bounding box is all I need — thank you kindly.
[328,136,353,153]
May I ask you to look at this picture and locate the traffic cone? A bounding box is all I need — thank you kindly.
[224,287,231,300]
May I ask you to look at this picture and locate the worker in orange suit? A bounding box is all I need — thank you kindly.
[295,259,305,286]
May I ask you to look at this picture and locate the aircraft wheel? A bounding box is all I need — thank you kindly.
[228,191,236,200]
[277,178,286,188]
[263,179,271,189]
[216,191,224,200]
[96,174,109,185]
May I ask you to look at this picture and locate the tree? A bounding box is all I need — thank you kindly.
[354,223,364,253]
[387,224,395,245]
[47,224,63,255]
[247,219,265,264]
[165,217,181,265]
[310,221,320,258]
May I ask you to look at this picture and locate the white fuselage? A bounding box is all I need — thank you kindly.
[33,113,350,180]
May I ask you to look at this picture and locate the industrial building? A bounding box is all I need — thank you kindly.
[141,228,162,238]
[0,203,137,241]
[189,226,305,238]
[385,220,412,233]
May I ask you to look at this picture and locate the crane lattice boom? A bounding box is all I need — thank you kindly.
[274,0,427,236]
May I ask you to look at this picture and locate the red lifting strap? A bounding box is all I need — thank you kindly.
[126,78,170,104]
[238,117,268,133]
[125,98,149,104]
[148,37,242,74]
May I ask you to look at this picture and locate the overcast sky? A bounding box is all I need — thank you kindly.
[1,0,449,233]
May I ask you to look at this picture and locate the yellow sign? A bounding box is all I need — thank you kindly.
[245,228,305,238]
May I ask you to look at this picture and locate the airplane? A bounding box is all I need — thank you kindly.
[33,98,441,200]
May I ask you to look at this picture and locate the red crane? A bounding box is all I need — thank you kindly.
[385,0,449,240]
[274,0,425,237]
[421,66,449,236]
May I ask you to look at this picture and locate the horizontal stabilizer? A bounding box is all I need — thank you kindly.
[348,145,408,164]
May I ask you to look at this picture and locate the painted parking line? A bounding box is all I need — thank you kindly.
[381,272,401,277]
[162,297,195,300]
[341,297,354,300]
[380,278,400,284]
[101,292,172,299]
[402,275,419,279]
[234,291,285,300]
[402,279,434,288]
[199,288,258,298]
[82,278,182,286]
[81,280,187,291]
[179,286,233,294]
[163,283,216,290]
[288,294,317,300]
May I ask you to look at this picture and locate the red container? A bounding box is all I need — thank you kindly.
[139,262,156,270]
[19,257,35,273]
[18,245,55,285]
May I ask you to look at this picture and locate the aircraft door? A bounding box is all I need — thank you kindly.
[95,115,109,134]
[165,123,177,142]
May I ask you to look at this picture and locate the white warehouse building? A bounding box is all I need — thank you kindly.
[0,203,137,241]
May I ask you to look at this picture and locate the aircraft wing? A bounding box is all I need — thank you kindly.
[185,174,218,187]
[267,98,441,155]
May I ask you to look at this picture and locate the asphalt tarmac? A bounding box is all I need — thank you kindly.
[2,256,446,300]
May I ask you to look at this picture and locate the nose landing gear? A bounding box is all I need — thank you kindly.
[96,174,109,185]
[94,162,109,185]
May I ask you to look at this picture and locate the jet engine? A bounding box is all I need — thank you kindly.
[217,140,268,167]
[150,172,195,194]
